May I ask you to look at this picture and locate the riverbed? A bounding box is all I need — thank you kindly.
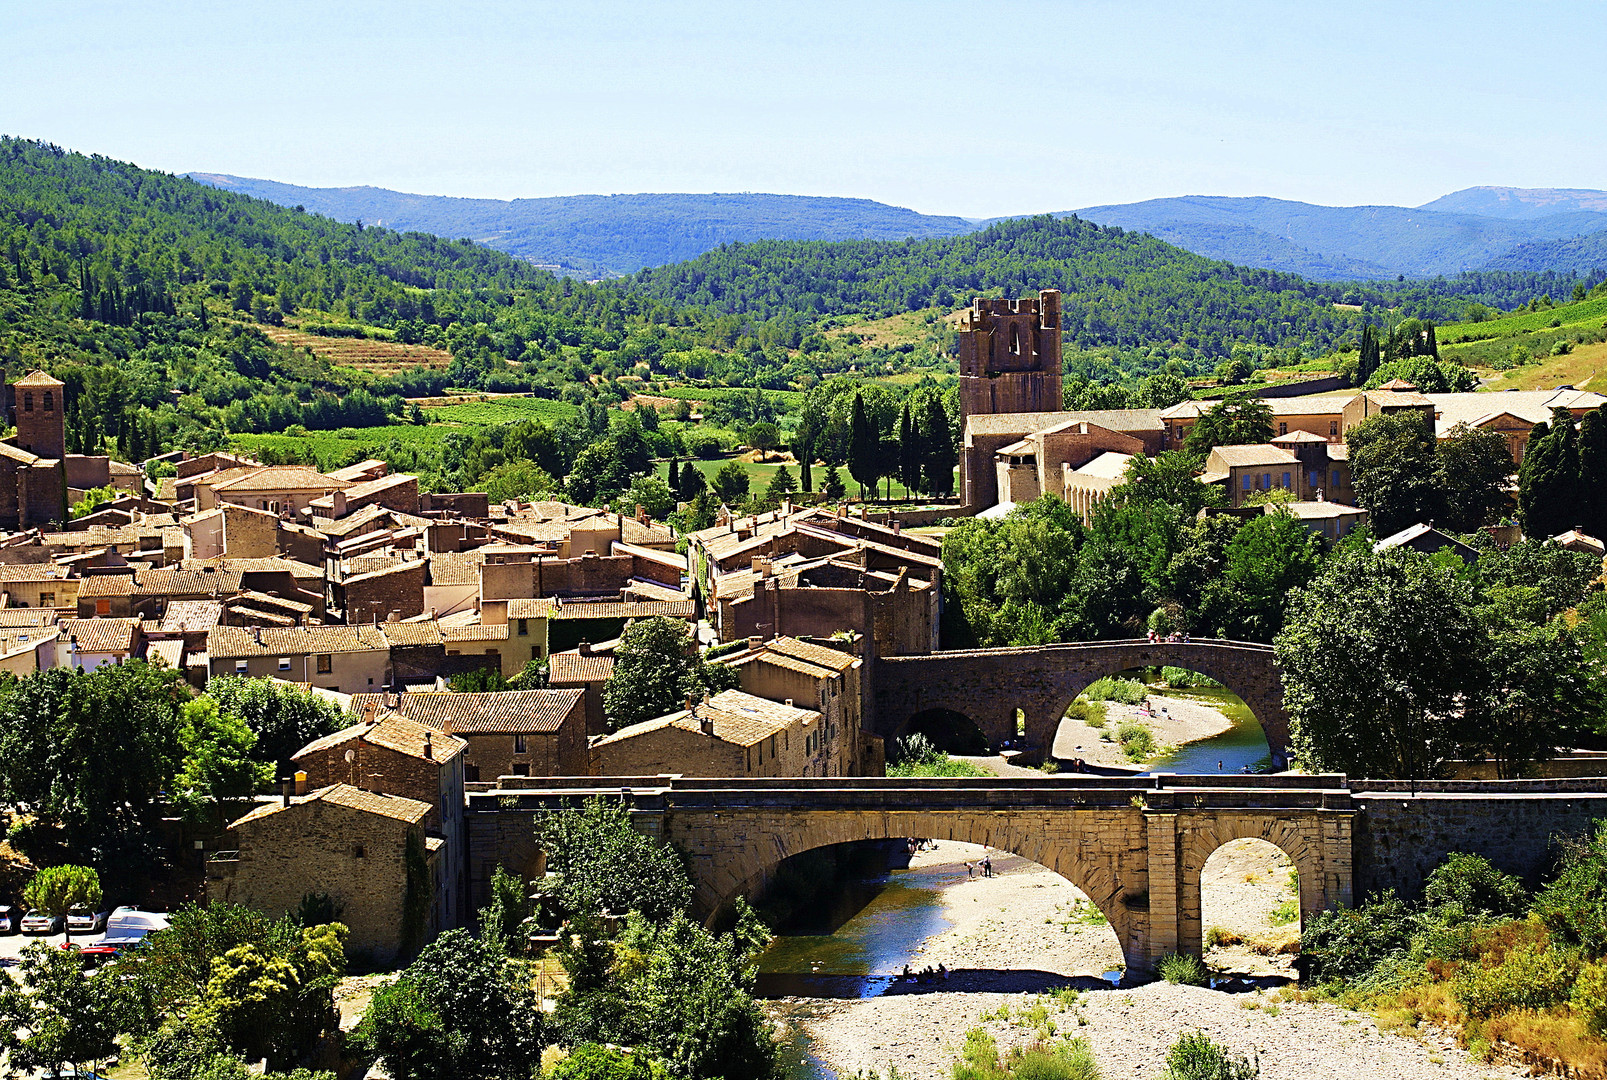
[763,845,1520,1080]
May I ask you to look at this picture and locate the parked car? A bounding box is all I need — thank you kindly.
[0,905,19,934]
[66,907,109,934]
[95,907,169,952]
[21,909,63,934]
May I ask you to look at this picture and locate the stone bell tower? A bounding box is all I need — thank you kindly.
[956,289,1063,419]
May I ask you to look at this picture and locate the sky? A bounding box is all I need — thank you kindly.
[5,0,1604,219]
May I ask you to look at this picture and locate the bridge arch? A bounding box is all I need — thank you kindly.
[872,640,1290,766]
[679,806,1150,972]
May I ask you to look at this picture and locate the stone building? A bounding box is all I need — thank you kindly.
[723,635,872,776]
[351,689,588,781]
[957,291,1063,420]
[291,714,469,929]
[1,372,68,531]
[591,689,824,777]
[212,784,448,966]
[962,409,1165,512]
[207,624,392,694]
[546,646,615,736]
[1199,434,1353,508]
[714,556,939,657]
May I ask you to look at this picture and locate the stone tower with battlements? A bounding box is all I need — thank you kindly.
[957,290,1063,419]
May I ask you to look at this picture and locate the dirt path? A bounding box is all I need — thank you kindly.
[782,844,1517,1080]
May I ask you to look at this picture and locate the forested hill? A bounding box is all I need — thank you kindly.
[187,174,979,276]
[628,216,1377,355]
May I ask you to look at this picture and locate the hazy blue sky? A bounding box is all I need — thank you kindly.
[6,0,1601,218]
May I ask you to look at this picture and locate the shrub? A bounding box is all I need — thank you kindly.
[1163,1031,1259,1079]
[1422,853,1528,920]
[1205,927,1242,949]
[1083,677,1146,705]
[1009,1041,1102,1080]
[1299,890,1417,983]
[1534,821,1607,955]
[1158,952,1210,986]
[1064,700,1107,728]
[1161,667,1219,689]
[1454,939,1581,1018]
[1574,960,1607,1036]
[1115,722,1155,762]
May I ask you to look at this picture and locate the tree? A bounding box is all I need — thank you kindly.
[1434,422,1513,533]
[24,865,102,945]
[1183,395,1273,457]
[357,930,545,1080]
[1276,548,1483,778]
[821,462,846,501]
[478,866,531,957]
[1106,452,1226,518]
[1214,356,1254,385]
[173,699,274,822]
[761,465,797,508]
[677,461,708,501]
[0,942,120,1077]
[1358,323,1381,383]
[1518,408,1585,540]
[119,902,296,1030]
[202,676,345,774]
[1200,508,1323,642]
[1346,410,1440,537]
[566,439,631,507]
[478,460,558,504]
[1467,611,1598,778]
[602,617,734,731]
[920,393,956,497]
[897,401,920,497]
[710,461,750,507]
[619,474,676,520]
[847,392,880,498]
[742,421,779,461]
[666,458,680,495]
[1139,371,1192,409]
[533,796,693,923]
[1575,409,1607,540]
[0,662,189,879]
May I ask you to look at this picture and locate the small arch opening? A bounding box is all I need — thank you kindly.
[1008,323,1022,355]
[1199,838,1300,977]
[899,707,991,758]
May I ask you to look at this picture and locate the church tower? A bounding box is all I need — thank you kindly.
[957,290,1063,419]
[12,371,65,461]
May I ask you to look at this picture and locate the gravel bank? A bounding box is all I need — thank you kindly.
[782,846,1518,1080]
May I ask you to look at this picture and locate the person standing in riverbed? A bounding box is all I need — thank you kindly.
[981,854,993,878]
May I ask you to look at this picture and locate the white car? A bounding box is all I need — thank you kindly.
[66,907,109,934]
[20,909,62,934]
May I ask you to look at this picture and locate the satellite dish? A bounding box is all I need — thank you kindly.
[344,749,355,763]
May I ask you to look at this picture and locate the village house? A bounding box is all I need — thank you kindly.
[546,645,616,736]
[350,689,588,781]
[721,635,873,776]
[591,689,823,777]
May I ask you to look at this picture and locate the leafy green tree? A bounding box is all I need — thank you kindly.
[742,421,779,461]
[1477,539,1600,617]
[1139,371,1192,409]
[711,461,750,506]
[1183,394,1273,457]
[1200,508,1323,642]
[1214,356,1254,385]
[920,393,956,497]
[848,392,880,498]
[478,460,558,504]
[1345,410,1440,537]
[822,463,846,501]
[897,401,920,496]
[0,662,189,878]
[357,928,546,1080]
[619,474,676,520]
[547,1043,661,1080]
[448,666,511,693]
[1575,409,1607,540]
[120,902,300,1031]
[567,439,632,507]
[173,698,274,822]
[0,942,121,1077]
[24,865,102,944]
[1277,548,1483,778]
[1465,610,1598,778]
[1106,451,1226,518]
[1534,821,1607,956]
[1518,410,1582,539]
[533,796,693,923]
[678,461,708,501]
[203,676,345,773]
[1358,323,1381,383]
[602,617,735,731]
[479,865,532,957]
[761,465,797,508]
[1434,422,1513,533]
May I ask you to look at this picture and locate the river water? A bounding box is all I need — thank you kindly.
[1142,686,1270,776]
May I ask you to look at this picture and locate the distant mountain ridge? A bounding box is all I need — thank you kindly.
[189,173,1607,283]
[186,174,978,276]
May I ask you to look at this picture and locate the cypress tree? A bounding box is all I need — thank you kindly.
[1424,322,1440,361]
[1576,409,1607,539]
[1358,325,1379,383]
[848,392,879,499]
[897,401,920,498]
[922,394,957,497]
[667,458,680,497]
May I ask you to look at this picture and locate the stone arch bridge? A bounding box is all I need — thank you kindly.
[470,775,1607,976]
[871,639,1289,763]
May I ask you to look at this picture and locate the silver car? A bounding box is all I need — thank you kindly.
[66,908,109,934]
[20,909,62,934]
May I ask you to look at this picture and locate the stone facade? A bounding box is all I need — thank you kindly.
[871,639,1291,766]
[957,292,1063,420]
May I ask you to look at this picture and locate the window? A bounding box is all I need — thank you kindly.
[1329,421,1339,438]
[513,734,527,754]
[1332,470,1341,488]
[1282,472,1291,489]
[316,654,332,674]
[22,393,31,413]
[1261,473,1271,490]
[1278,422,1288,435]
[510,763,531,776]
[95,598,111,616]
[277,657,291,672]
[42,391,52,413]
[367,677,374,686]
[516,619,528,637]
[464,765,481,782]
[1242,474,1252,492]
[352,844,366,859]
[234,660,248,674]
[38,592,53,608]
[447,649,460,656]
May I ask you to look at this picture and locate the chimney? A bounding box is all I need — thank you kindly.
[751,555,765,575]
[747,635,763,651]
[423,732,433,760]
[684,695,694,713]
[252,625,263,645]
[388,610,400,623]
[280,780,292,807]
[294,770,308,796]
[700,715,714,736]
[636,504,648,524]
[892,519,901,535]
[784,698,794,708]
[332,491,347,518]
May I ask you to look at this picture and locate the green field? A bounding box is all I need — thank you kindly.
[644,385,806,410]
[422,397,580,425]
[1440,295,1607,344]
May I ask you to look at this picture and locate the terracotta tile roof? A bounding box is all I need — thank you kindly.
[547,651,615,683]
[181,557,322,581]
[136,568,244,596]
[231,783,431,828]
[61,618,139,654]
[357,689,585,734]
[13,370,64,387]
[343,560,424,587]
[766,636,858,672]
[441,622,508,642]
[77,573,136,597]
[0,609,62,628]
[326,460,388,482]
[293,714,465,764]
[0,563,73,583]
[506,597,695,620]
[596,689,818,749]
[147,639,185,669]
[211,466,349,493]
[161,600,224,632]
[1209,444,1299,468]
[207,623,389,659]
[380,621,443,647]
[427,552,483,587]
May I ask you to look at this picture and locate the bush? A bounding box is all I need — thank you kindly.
[1083,677,1146,705]
[1115,722,1155,762]
[1163,1031,1258,1079]
[1064,700,1107,728]
[546,1043,662,1080]
[1534,822,1607,955]
[1421,853,1528,921]
[952,1028,1101,1080]
[1573,961,1607,1036]
[1158,952,1210,986]
[1160,667,1219,689]
[1454,939,1581,1018]
[1300,890,1418,983]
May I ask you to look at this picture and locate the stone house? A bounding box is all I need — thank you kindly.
[60,617,142,670]
[716,556,938,657]
[1063,452,1135,524]
[1200,434,1353,508]
[211,784,447,966]
[349,689,588,781]
[200,466,350,515]
[481,597,696,667]
[723,635,870,776]
[331,559,427,624]
[0,563,76,611]
[591,689,823,777]
[307,473,421,518]
[291,715,469,930]
[207,624,391,695]
[546,646,615,736]
[1,372,68,531]
[1279,500,1370,540]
